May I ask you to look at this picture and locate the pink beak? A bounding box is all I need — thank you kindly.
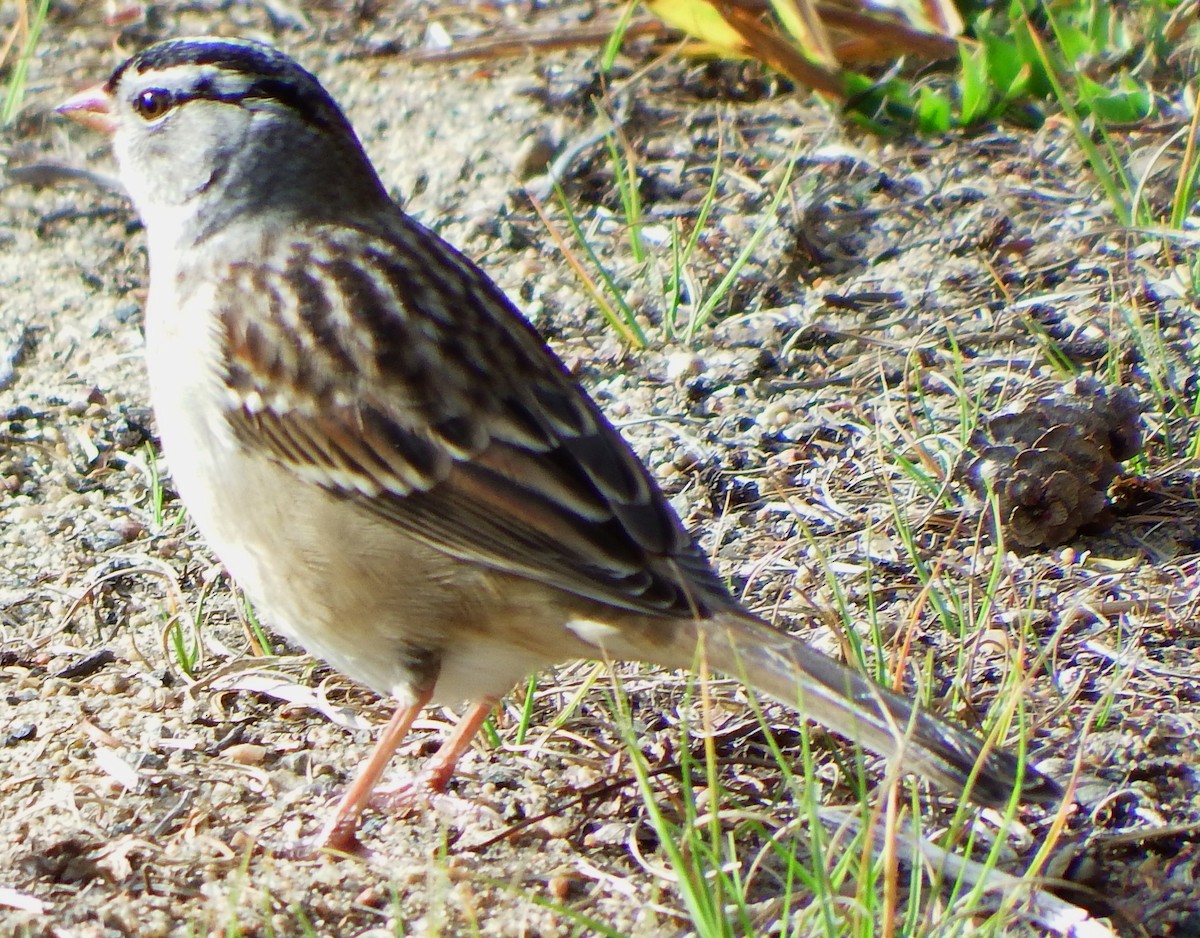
[56,83,118,134]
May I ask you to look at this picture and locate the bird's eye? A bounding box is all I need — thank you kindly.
[133,88,175,120]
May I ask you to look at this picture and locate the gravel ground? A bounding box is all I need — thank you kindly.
[3,3,1200,936]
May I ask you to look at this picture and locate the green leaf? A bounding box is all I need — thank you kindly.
[1055,23,1094,63]
[982,35,1030,101]
[1079,74,1154,124]
[843,73,915,134]
[958,43,992,125]
[916,86,953,132]
[1010,21,1054,98]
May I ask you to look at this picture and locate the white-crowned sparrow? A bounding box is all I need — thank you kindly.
[57,37,1058,852]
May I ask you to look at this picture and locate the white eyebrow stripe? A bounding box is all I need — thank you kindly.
[130,62,258,100]
[201,65,264,98]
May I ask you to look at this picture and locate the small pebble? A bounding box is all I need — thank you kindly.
[111,517,146,543]
[665,352,705,381]
[547,873,573,901]
[353,886,386,909]
[223,743,268,766]
[512,129,557,180]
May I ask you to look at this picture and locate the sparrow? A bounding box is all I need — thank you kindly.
[57,36,1058,851]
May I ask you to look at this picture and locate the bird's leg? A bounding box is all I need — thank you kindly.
[424,696,499,790]
[318,685,433,853]
[369,696,499,813]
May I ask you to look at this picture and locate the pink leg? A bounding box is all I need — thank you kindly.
[318,687,432,853]
[368,696,499,813]
[422,697,498,792]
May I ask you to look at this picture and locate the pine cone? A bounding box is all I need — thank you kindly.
[959,376,1142,548]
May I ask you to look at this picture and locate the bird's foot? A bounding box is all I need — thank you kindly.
[368,772,501,825]
[366,771,441,817]
[275,817,369,860]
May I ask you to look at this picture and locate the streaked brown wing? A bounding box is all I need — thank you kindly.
[213,217,736,620]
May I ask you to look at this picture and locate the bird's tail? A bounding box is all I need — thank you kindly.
[664,614,1060,809]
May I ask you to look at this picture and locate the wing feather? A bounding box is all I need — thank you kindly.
[214,218,736,619]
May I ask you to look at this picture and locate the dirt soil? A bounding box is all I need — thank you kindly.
[3,3,1200,936]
